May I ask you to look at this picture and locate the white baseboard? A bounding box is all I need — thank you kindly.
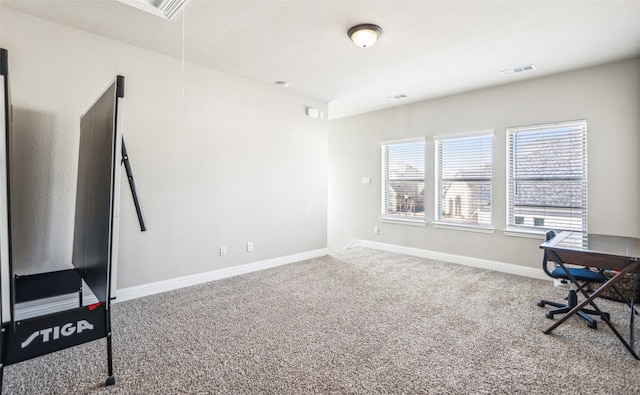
[348,240,548,281]
[15,248,328,320]
[115,248,327,303]
[14,243,545,320]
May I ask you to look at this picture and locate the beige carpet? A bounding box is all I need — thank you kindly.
[3,247,640,394]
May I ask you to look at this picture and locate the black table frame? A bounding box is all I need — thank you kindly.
[540,231,640,359]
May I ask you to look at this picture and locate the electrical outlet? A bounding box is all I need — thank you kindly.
[374,227,379,234]
[220,246,227,257]
[247,242,253,252]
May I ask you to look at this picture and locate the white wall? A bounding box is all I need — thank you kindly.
[329,58,640,268]
[0,8,328,288]
[1,7,638,289]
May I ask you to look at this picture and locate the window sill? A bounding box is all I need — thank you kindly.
[433,222,495,234]
[379,217,426,227]
[503,227,547,239]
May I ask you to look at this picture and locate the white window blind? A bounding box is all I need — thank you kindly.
[507,120,587,232]
[381,138,425,221]
[435,132,493,226]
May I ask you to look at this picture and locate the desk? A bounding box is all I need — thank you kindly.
[540,231,640,359]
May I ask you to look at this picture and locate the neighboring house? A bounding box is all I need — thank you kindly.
[388,163,424,217]
[511,134,585,230]
[441,164,491,225]
[440,131,584,229]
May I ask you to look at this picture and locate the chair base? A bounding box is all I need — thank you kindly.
[538,289,609,329]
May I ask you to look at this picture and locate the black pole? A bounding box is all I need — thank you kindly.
[122,139,146,232]
[105,308,115,386]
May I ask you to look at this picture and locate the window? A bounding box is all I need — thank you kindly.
[435,132,493,227]
[507,120,587,232]
[381,138,425,222]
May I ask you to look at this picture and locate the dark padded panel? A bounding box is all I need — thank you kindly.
[14,269,82,303]
[72,81,118,303]
[0,48,13,324]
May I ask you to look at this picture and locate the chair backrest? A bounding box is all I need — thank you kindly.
[541,230,556,277]
[544,230,555,242]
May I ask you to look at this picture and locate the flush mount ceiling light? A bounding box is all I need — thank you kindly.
[117,0,187,20]
[348,24,382,48]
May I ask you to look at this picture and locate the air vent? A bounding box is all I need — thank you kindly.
[501,64,536,76]
[117,0,187,20]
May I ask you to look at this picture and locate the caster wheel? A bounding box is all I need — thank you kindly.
[105,376,115,386]
[588,321,597,330]
[537,301,545,307]
[545,312,554,319]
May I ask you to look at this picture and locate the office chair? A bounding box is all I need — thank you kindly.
[537,230,609,329]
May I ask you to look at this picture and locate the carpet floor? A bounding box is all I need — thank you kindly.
[3,247,640,394]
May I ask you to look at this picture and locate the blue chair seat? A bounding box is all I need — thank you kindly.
[539,230,609,330]
[550,266,607,283]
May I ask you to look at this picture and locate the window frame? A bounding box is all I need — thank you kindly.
[380,137,426,225]
[434,130,494,230]
[506,120,587,235]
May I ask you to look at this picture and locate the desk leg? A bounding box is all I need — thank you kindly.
[548,250,609,325]
[544,262,640,359]
[552,254,595,302]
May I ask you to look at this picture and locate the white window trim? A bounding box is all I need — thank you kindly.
[502,227,547,239]
[434,130,494,229]
[505,119,587,236]
[380,136,426,146]
[380,217,426,226]
[433,129,494,141]
[433,221,495,234]
[380,137,426,225]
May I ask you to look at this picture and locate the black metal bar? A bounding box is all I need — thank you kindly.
[116,76,125,99]
[121,139,146,232]
[105,308,115,386]
[0,48,7,76]
[631,274,638,350]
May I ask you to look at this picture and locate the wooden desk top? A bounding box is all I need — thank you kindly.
[540,231,640,271]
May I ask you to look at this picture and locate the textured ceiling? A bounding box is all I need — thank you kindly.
[1,0,640,119]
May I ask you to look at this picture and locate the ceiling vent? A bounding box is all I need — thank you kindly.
[501,64,536,76]
[117,0,187,20]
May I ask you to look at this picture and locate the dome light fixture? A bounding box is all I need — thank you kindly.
[348,24,382,48]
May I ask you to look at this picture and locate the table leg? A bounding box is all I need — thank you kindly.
[543,261,640,359]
